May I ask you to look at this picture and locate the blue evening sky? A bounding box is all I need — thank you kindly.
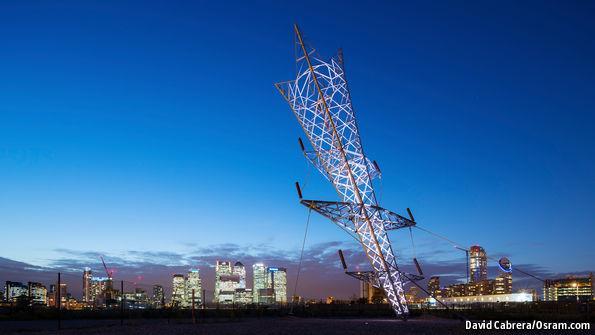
[1,1,594,276]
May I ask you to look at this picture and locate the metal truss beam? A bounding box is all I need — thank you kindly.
[300,199,415,235]
[345,270,424,289]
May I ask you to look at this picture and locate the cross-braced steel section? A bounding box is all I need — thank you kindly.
[275,25,413,317]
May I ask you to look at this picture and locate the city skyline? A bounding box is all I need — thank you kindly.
[3,250,593,310]
[1,243,591,302]
[1,0,594,303]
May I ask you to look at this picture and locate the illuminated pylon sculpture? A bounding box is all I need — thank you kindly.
[276,25,418,318]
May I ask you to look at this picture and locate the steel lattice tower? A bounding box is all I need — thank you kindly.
[276,25,418,317]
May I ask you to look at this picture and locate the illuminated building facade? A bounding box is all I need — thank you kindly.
[215,261,239,304]
[171,274,185,307]
[258,288,275,304]
[544,274,593,302]
[28,282,47,305]
[83,267,92,303]
[428,276,441,298]
[495,272,512,295]
[475,279,495,296]
[152,285,164,308]
[123,288,149,309]
[234,262,246,289]
[5,281,28,302]
[252,263,267,303]
[90,277,112,306]
[267,267,287,303]
[469,245,487,283]
[439,292,533,306]
[185,269,202,307]
[233,288,253,304]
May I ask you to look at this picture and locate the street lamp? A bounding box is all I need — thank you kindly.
[572,282,578,302]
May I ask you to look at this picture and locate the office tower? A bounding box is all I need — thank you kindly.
[544,273,593,302]
[428,276,441,298]
[83,267,92,303]
[152,285,164,308]
[495,272,512,295]
[186,269,202,307]
[28,282,47,305]
[234,262,246,289]
[172,274,185,307]
[252,263,267,303]
[267,267,287,303]
[215,261,238,304]
[469,245,487,283]
[5,281,28,302]
[90,276,112,306]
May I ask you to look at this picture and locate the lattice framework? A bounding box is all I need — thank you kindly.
[276,25,416,317]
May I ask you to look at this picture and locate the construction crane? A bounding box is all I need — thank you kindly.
[100,256,114,279]
[454,246,470,284]
[99,256,115,303]
[276,25,419,318]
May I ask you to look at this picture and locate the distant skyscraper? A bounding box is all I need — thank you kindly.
[234,262,246,289]
[90,276,112,306]
[171,274,185,307]
[28,282,47,305]
[152,284,165,308]
[185,269,202,307]
[83,267,92,303]
[495,272,512,295]
[267,267,287,303]
[252,263,267,303]
[5,281,28,302]
[216,261,240,304]
[469,245,487,283]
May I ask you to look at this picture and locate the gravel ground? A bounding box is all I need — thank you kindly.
[0,317,591,335]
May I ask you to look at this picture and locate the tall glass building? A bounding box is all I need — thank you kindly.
[152,284,164,308]
[171,274,185,307]
[252,263,267,303]
[215,261,238,304]
[83,267,92,303]
[5,281,28,302]
[469,245,487,283]
[233,262,246,289]
[185,269,202,307]
[267,267,287,303]
[28,282,47,305]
